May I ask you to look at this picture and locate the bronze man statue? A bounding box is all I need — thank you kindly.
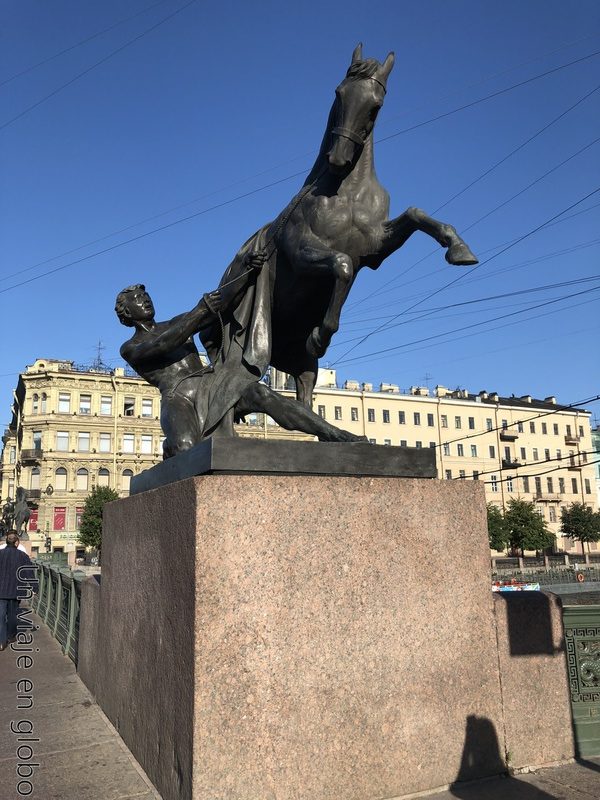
[116,255,363,458]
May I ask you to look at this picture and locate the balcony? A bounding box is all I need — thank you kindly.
[564,434,580,446]
[501,458,522,470]
[568,460,582,471]
[27,489,42,500]
[534,492,561,502]
[21,448,43,464]
[499,430,518,442]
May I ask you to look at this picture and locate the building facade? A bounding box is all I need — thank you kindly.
[1,360,597,557]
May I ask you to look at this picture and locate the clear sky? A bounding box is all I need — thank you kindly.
[1,0,599,428]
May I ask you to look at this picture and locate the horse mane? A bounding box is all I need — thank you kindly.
[345,59,380,81]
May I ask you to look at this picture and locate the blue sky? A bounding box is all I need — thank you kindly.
[1,0,600,428]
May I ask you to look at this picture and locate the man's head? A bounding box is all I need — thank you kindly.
[6,531,19,548]
[115,285,155,327]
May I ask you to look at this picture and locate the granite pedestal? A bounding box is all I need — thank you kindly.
[84,471,528,800]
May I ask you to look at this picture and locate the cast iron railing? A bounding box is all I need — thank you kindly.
[32,563,86,664]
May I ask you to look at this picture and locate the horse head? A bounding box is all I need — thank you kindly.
[327,43,394,175]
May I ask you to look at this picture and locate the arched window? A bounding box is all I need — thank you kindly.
[76,468,89,491]
[98,468,110,487]
[55,467,67,491]
[32,394,39,414]
[40,393,47,413]
[121,469,133,493]
[30,467,40,490]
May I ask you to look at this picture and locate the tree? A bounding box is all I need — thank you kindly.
[561,503,600,555]
[503,498,555,555]
[78,486,119,562]
[487,503,508,552]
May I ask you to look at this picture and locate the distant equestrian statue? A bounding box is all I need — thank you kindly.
[14,487,31,539]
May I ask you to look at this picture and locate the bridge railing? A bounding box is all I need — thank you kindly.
[32,562,87,664]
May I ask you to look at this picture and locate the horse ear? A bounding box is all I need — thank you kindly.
[380,51,395,80]
[351,43,362,64]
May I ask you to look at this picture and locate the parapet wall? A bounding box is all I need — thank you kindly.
[78,476,574,800]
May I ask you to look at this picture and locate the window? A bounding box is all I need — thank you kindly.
[445,470,452,480]
[520,447,526,460]
[506,476,513,492]
[382,409,390,424]
[76,468,89,491]
[98,468,110,487]
[473,471,479,480]
[383,439,391,446]
[142,398,153,417]
[542,422,547,435]
[32,430,42,450]
[398,411,405,424]
[486,418,493,431]
[583,452,588,463]
[501,419,508,430]
[457,444,464,456]
[489,445,496,458]
[579,425,584,438]
[427,413,435,427]
[141,434,152,454]
[556,449,562,461]
[504,446,511,461]
[529,421,536,433]
[368,438,376,444]
[535,477,542,495]
[454,416,461,429]
[367,408,375,423]
[40,393,47,413]
[55,468,67,491]
[553,423,559,435]
[547,477,554,493]
[99,432,111,453]
[400,439,407,447]
[585,478,592,495]
[58,392,70,413]
[572,478,578,494]
[76,507,84,529]
[351,407,359,422]
[30,467,40,491]
[53,507,66,531]
[549,506,557,523]
[32,394,39,414]
[441,415,448,428]
[335,406,343,421]
[491,475,498,492]
[471,445,477,457]
[56,431,69,451]
[517,422,524,433]
[544,449,550,461]
[459,470,466,479]
[523,476,530,493]
[468,417,475,430]
[78,432,90,452]
[122,469,133,493]
[124,397,135,416]
[559,477,565,494]
[79,394,91,415]
[429,441,436,449]
[100,395,112,415]
[566,424,572,437]
[415,441,422,449]
[532,448,539,461]
[9,446,16,464]
[123,433,135,453]
[413,412,421,426]
[443,443,450,456]
[318,405,326,419]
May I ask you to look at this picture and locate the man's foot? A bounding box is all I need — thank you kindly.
[7,635,17,644]
[0,643,6,652]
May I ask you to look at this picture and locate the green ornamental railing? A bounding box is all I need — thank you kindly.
[33,563,85,664]
[562,604,600,757]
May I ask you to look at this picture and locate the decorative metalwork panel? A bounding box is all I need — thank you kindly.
[564,624,600,703]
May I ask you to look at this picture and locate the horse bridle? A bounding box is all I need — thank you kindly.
[331,76,386,147]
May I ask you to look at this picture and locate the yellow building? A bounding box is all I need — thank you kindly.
[1,360,596,557]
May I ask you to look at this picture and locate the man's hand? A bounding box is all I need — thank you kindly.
[243,250,267,272]
[202,290,223,315]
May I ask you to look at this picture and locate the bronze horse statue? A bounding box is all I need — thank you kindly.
[200,44,477,432]
[14,487,30,538]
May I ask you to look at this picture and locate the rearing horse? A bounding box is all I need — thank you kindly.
[201,44,477,424]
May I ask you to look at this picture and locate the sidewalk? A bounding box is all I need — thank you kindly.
[0,611,160,800]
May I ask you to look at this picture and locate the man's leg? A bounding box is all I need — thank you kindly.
[237,382,366,442]
[0,598,8,646]
[161,394,204,457]
[6,598,18,641]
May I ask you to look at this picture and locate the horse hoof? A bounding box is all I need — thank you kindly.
[306,328,327,358]
[445,242,478,266]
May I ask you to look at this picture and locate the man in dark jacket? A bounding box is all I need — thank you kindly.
[0,531,37,651]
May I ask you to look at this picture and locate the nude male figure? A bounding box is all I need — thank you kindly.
[116,256,363,457]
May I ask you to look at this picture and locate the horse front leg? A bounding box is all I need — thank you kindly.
[377,207,478,266]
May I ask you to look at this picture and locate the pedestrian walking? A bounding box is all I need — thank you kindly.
[0,532,37,651]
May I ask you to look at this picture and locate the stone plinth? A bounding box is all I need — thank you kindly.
[89,476,510,800]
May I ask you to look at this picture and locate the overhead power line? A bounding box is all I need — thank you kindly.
[0,0,198,132]
[481,455,600,486]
